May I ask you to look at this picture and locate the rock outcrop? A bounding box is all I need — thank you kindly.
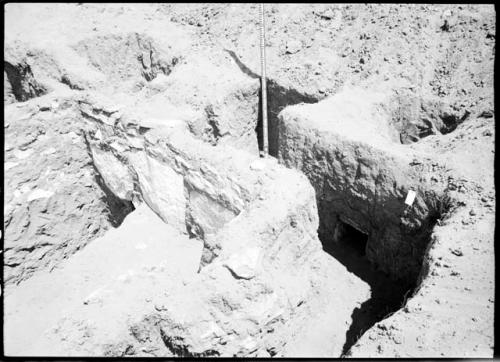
[129,53,260,153]
[10,100,370,357]
[3,35,260,284]
[4,43,47,103]
[3,93,133,285]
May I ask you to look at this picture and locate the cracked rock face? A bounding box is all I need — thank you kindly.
[4,44,47,103]
[7,102,370,357]
[3,94,133,285]
[2,31,261,287]
[71,33,179,84]
[139,54,260,153]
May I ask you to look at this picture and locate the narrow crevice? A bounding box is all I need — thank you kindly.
[319,190,454,356]
[266,80,319,157]
[4,60,47,102]
[439,110,470,135]
[61,74,84,90]
[83,134,135,227]
[256,86,264,152]
[223,49,319,155]
[205,104,224,146]
[93,173,135,227]
[184,181,204,241]
[320,218,416,356]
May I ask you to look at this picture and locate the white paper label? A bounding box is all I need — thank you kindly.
[405,190,417,206]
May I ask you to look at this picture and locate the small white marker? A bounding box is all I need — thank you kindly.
[405,190,417,206]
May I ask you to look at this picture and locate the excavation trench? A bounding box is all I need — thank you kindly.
[5,49,437,356]
[223,49,320,155]
[252,78,445,356]
[321,219,416,355]
[256,79,319,155]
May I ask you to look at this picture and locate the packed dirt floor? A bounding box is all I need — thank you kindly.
[3,3,495,358]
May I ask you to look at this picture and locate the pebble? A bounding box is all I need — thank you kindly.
[285,40,302,54]
[27,189,55,202]
[110,142,126,153]
[13,149,34,160]
[250,159,266,171]
[5,162,19,171]
[41,147,57,155]
[318,8,335,20]
[20,184,31,194]
[377,323,387,331]
[68,131,79,141]
[443,9,452,18]
[94,129,103,140]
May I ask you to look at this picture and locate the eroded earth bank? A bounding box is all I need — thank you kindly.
[3,3,495,357]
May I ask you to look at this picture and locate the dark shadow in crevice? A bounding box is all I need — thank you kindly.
[319,219,415,357]
[82,134,135,227]
[4,61,47,102]
[266,80,319,157]
[224,49,260,79]
[224,49,319,155]
[93,173,135,228]
[256,85,264,152]
[399,111,471,144]
[439,110,470,135]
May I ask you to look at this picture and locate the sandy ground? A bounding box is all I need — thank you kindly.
[3,3,495,358]
[4,205,203,356]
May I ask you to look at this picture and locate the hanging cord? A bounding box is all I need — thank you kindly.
[259,3,269,157]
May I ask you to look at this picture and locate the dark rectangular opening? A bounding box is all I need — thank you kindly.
[334,220,368,257]
[319,217,415,356]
